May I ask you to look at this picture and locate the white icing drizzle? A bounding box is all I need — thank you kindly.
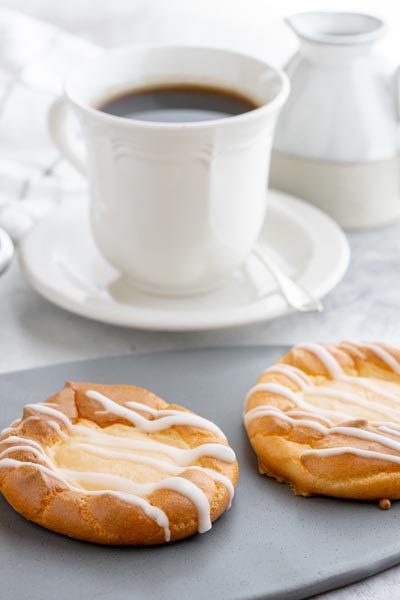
[71,429,235,466]
[245,407,327,432]
[336,342,400,402]
[46,420,69,439]
[0,457,172,540]
[379,426,400,438]
[189,467,235,508]
[245,382,301,406]
[25,404,73,429]
[245,382,352,421]
[245,342,400,473]
[344,376,400,404]
[306,387,400,420]
[302,447,400,465]
[246,406,400,454]
[286,410,334,426]
[262,364,310,388]
[73,442,235,505]
[0,390,236,542]
[362,343,400,375]
[88,390,227,439]
[0,442,39,457]
[296,343,344,378]
[339,341,365,358]
[378,422,400,431]
[125,401,190,417]
[74,443,188,473]
[1,435,47,453]
[1,416,41,437]
[61,469,212,534]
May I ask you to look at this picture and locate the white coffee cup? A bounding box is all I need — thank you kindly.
[49,45,289,295]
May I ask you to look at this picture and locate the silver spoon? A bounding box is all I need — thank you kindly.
[253,246,323,313]
[0,227,14,276]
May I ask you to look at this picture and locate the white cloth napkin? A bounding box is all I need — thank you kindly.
[0,9,99,241]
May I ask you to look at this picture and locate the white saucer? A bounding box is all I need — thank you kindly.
[20,190,350,331]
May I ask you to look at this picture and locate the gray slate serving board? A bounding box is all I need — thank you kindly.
[0,346,399,600]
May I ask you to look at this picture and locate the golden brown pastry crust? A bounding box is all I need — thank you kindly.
[0,381,238,544]
[244,342,400,500]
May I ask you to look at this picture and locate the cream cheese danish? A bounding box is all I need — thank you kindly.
[0,381,238,544]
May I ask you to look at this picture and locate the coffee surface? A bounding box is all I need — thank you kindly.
[98,84,259,123]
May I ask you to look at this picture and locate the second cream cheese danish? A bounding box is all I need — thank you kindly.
[244,342,400,500]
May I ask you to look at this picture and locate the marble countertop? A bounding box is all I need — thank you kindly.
[1,1,400,598]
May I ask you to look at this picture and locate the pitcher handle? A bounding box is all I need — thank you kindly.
[48,97,87,176]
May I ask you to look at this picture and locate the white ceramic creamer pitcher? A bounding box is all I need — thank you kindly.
[270,12,400,228]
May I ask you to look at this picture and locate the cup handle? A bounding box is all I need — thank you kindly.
[49,97,87,176]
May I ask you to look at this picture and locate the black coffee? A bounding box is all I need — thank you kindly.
[98,84,259,123]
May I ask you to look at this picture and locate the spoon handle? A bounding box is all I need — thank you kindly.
[253,246,323,313]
